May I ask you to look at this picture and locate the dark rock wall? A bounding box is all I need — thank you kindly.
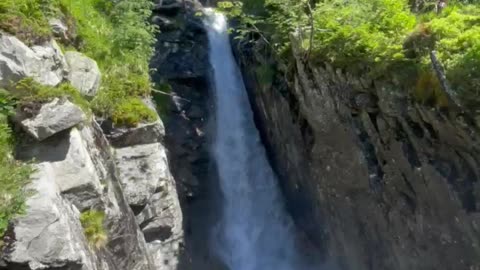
[150,1,226,269]
[235,37,480,270]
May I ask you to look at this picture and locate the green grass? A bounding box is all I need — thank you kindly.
[13,78,91,114]
[0,93,32,236]
[1,0,159,126]
[0,0,160,239]
[80,210,107,249]
[222,0,480,111]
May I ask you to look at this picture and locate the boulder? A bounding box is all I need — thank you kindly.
[0,35,67,88]
[105,120,165,148]
[0,163,97,270]
[13,123,156,270]
[137,182,184,270]
[65,51,101,97]
[114,143,171,207]
[15,98,86,141]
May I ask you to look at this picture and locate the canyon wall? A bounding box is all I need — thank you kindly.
[235,35,480,270]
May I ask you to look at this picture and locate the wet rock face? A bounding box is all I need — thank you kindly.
[150,1,226,269]
[236,38,480,270]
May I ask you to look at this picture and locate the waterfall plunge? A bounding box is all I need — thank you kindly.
[204,10,320,270]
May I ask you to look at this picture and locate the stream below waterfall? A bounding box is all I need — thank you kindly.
[204,10,322,270]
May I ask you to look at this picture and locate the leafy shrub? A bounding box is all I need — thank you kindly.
[60,0,157,125]
[306,0,416,74]
[80,210,107,249]
[1,0,159,126]
[0,90,16,116]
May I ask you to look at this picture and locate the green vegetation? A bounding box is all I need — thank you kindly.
[60,0,157,125]
[218,0,480,112]
[426,5,480,109]
[13,78,90,113]
[0,0,52,45]
[80,210,107,249]
[0,0,158,126]
[0,92,32,236]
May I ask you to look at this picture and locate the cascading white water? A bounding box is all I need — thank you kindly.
[204,10,316,270]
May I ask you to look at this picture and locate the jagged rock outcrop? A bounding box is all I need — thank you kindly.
[0,34,67,88]
[102,96,185,270]
[65,51,101,97]
[1,27,184,269]
[235,34,480,270]
[14,98,86,141]
[1,162,98,270]
[2,120,156,270]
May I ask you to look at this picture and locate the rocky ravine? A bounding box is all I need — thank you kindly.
[0,4,185,269]
[235,33,480,270]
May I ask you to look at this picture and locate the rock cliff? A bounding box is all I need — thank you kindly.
[235,33,480,270]
[0,2,186,268]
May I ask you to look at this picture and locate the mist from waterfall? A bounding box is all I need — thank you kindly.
[204,10,320,270]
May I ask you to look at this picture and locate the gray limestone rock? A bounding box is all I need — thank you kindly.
[0,35,67,88]
[65,51,101,97]
[114,143,171,207]
[15,98,86,141]
[0,163,97,270]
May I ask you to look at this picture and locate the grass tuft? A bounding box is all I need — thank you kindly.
[80,210,107,249]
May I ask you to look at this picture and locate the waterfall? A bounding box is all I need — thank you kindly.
[204,10,318,270]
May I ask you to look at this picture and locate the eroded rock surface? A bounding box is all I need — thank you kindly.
[14,98,86,141]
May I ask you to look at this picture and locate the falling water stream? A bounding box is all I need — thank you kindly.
[205,10,318,270]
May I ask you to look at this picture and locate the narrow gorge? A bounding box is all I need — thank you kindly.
[1,0,480,270]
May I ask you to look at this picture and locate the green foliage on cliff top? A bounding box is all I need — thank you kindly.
[0,0,52,45]
[0,101,32,237]
[80,210,107,249]
[0,0,158,126]
[220,0,480,111]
